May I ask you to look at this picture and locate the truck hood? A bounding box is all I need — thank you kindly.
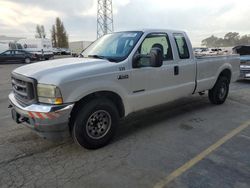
[13,57,116,85]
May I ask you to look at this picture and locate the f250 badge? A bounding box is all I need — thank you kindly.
[117,74,129,80]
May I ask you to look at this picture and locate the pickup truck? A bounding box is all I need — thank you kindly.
[233,45,250,79]
[9,29,240,149]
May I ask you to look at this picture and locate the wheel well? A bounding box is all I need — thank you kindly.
[218,69,231,82]
[69,91,125,131]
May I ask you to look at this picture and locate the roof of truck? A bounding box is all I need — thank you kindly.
[115,29,186,34]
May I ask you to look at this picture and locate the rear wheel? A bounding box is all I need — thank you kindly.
[24,57,31,64]
[72,98,119,149]
[208,76,229,105]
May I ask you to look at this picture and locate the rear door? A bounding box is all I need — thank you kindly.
[170,33,196,95]
[14,50,25,62]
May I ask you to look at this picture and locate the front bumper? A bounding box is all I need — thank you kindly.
[240,65,250,79]
[9,92,74,140]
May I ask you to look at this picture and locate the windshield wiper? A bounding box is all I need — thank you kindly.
[88,55,105,59]
[88,55,118,62]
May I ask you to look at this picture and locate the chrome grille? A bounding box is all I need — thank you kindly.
[240,69,250,74]
[11,73,36,105]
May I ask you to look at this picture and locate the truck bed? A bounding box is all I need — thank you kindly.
[195,54,240,92]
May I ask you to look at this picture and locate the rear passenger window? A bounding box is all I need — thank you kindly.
[174,34,190,59]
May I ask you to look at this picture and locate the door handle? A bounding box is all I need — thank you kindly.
[174,66,179,75]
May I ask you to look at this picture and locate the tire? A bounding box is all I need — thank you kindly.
[72,98,119,149]
[208,76,229,105]
[24,57,31,64]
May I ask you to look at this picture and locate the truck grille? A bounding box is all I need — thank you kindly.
[240,69,250,74]
[11,73,37,105]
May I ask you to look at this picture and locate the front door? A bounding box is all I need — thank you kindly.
[0,50,13,63]
[129,32,196,112]
[130,33,176,111]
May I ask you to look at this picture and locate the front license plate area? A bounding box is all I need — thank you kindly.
[11,109,21,124]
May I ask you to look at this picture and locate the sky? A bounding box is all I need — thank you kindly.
[0,0,250,46]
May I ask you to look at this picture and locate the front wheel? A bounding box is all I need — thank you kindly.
[72,98,119,149]
[208,76,229,105]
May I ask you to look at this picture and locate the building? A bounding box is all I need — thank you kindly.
[69,41,93,55]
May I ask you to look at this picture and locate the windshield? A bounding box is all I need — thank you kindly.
[81,31,143,62]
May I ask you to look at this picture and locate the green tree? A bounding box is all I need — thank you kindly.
[51,17,69,48]
[51,25,57,47]
[201,35,219,47]
[201,32,250,47]
[224,32,240,46]
[35,25,46,38]
[239,35,250,45]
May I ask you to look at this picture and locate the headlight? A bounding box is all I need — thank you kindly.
[37,84,63,104]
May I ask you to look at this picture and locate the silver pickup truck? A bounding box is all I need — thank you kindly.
[9,29,240,149]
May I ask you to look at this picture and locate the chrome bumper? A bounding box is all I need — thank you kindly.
[9,92,74,140]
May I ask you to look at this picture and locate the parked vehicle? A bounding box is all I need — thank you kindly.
[233,45,250,79]
[200,48,223,56]
[17,38,54,60]
[9,29,240,149]
[60,48,71,55]
[0,50,36,63]
[193,47,209,56]
[52,48,62,55]
[0,42,22,53]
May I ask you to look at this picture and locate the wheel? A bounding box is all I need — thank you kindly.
[208,76,229,105]
[24,57,31,64]
[72,98,119,149]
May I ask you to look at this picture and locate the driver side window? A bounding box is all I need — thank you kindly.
[137,33,173,67]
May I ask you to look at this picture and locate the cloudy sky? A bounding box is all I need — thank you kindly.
[0,0,250,46]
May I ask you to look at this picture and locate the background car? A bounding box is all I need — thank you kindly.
[60,48,71,55]
[0,50,37,64]
[233,45,250,79]
[52,48,62,55]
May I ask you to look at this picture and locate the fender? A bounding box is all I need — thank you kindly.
[213,62,232,86]
[62,79,132,116]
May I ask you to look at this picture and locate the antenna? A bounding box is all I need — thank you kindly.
[97,0,114,38]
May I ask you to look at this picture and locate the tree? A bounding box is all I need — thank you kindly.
[201,32,250,47]
[35,25,46,38]
[51,17,69,48]
[51,25,57,47]
[224,32,240,46]
[201,35,219,47]
[239,35,250,45]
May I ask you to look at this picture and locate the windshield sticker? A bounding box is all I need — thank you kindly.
[121,33,137,38]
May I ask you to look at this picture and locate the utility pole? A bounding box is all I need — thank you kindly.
[97,0,114,38]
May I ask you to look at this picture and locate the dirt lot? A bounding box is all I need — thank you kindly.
[0,63,250,188]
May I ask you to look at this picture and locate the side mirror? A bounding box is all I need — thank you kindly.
[132,48,163,68]
[149,47,163,67]
[132,54,141,68]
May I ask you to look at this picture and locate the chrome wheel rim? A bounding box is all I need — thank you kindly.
[86,110,111,139]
